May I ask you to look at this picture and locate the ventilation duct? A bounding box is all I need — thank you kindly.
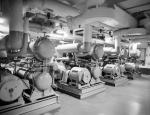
[68,4,137,29]
[140,18,150,33]
[23,0,80,17]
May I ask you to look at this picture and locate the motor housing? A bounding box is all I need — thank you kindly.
[68,67,91,84]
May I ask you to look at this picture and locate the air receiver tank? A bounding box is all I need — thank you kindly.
[29,37,55,61]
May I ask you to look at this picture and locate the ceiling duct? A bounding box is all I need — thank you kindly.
[23,0,80,17]
[140,16,150,33]
[68,0,137,29]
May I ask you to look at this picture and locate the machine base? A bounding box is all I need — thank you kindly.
[0,95,60,115]
[57,82,105,99]
[127,73,134,80]
[101,77,128,86]
[125,73,141,80]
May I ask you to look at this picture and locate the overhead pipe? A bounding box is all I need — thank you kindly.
[127,35,150,42]
[113,28,147,37]
[112,28,148,53]
[23,0,80,17]
[114,28,150,43]
[56,24,92,54]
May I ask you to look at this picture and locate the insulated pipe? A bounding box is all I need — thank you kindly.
[6,0,29,57]
[23,0,80,17]
[129,35,150,42]
[56,24,92,54]
[6,0,24,57]
[21,17,29,56]
[113,28,147,37]
[113,28,147,54]
[56,43,80,53]
[80,24,92,52]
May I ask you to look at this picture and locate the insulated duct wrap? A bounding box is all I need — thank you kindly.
[5,0,28,57]
[56,43,80,54]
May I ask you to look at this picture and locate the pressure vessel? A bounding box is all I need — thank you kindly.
[29,37,55,61]
[34,72,52,91]
[16,68,52,91]
[103,64,120,76]
[68,67,91,84]
[0,72,24,102]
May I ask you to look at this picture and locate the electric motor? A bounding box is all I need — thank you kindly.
[103,64,120,76]
[124,63,135,72]
[68,67,91,84]
[0,72,24,102]
[29,37,55,61]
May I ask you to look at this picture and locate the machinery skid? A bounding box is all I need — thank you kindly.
[101,77,128,87]
[57,81,105,99]
[0,94,60,115]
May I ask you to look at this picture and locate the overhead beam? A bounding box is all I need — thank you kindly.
[126,2,150,10]
[127,4,150,13]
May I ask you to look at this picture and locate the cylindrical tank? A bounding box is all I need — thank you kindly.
[0,72,24,102]
[56,43,80,54]
[68,67,91,84]
[16,68,52,91]
[29,37,55,61]
[34,72,52,91]
[91,66,102,79]
[15,68,32,79]
[103,64,120,76]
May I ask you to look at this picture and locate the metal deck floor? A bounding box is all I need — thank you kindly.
[45,75,150,115]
